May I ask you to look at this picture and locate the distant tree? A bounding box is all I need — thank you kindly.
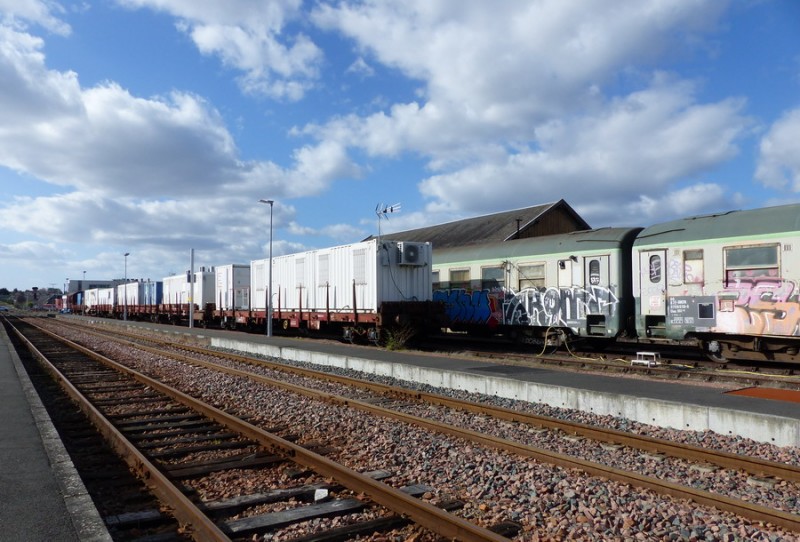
[15,293,26,305]
[0,288,9,296]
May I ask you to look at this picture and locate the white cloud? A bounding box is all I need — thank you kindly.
[296,1,749,230]
[116,0,321,100]
[345,56,374,78]
[755,108,800,191]
[0,23,355,207]
[416,77,749,220]
[0,0,71,35]
[312,0,727,129]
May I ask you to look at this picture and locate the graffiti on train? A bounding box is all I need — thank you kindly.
[434,285,620,327]
[715,277,800,336]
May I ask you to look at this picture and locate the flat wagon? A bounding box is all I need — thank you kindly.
[251,239,441,342]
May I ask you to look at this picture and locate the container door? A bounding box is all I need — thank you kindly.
[639,250,666,316]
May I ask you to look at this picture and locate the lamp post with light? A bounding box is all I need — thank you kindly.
[123,252,130,321]
[258,199,274,337]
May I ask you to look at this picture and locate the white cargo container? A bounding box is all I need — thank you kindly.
[114,280,162,307]
[250,239,433,313]
[84,288,100,311]
[162,268,215,306]
[117,281,144,306]
[97,287,116,306]
[215,264,250,311]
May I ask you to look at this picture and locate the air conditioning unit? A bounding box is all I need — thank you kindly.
[397,242,425,266]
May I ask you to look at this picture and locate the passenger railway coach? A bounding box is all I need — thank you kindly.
[431,203,800,362]
[632,205,800,362]
[431,227,642,349]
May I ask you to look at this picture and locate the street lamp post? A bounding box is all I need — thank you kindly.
[123,252,130,321]
[258,199,274,337]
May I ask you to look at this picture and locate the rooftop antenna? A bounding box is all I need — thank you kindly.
[375,202,401,241]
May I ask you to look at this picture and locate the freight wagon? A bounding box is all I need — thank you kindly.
[251,239,442,342]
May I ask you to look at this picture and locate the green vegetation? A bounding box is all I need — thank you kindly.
[383,324,418,351]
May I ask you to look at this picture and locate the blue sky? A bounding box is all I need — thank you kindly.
[1,1,799,292]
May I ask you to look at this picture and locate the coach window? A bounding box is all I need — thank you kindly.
[518,263,545,289]
[449,269,470,290]
[649,254,662,283]
[683,249,704,284]
[724,244,779,285]
[432,270,440,289]
[481,266,504,290]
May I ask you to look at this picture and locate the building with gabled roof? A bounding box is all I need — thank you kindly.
[368,199,590,249]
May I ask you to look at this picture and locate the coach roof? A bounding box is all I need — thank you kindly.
[434,227,643,265]
[634,203,800,246]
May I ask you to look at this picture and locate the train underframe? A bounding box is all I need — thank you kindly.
[453,319,800,364]
[83,301,445,346]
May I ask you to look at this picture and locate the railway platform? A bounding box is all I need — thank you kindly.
[88,317,800,448]
[0,324,110,541]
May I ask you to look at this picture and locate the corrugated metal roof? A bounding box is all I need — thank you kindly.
[634,204,800,246]
[369,199,590,248]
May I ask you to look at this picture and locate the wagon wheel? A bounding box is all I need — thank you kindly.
[705,340,727,363]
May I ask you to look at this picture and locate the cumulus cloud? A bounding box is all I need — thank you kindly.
[0,23,356,204]
[755,108,800,191]
[116,0,322,100]
[0,0,71,35]
[298,0,750,228]
[415,77,750,220]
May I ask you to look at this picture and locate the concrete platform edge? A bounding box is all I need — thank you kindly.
[3,326,112,542]
[211,337,800,448]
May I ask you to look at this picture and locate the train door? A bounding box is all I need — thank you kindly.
[584,255,610,335]
[639,249,667,336]
[584,255,609,289]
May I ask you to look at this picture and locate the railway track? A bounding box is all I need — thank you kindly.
[36,318,800,538]
[419,333,800,390]
[9,318,512,541]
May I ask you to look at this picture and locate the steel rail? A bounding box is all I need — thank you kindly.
[8,322,231,541]
[73,326,800,534]
[22,320,510,542]
[143,332,800,483]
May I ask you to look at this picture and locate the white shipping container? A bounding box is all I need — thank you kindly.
[215,264,251,310]
[97,287,116,306]
[250,239,432,312]
[162,268,215,306]
[117,281,146,306]
[84,288,100,310]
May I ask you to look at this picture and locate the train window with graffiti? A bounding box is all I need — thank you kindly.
[649,254,662,283]
[724,244,779,284]
[683,249,704,284]
[481,266,505,290]
[518,263,545,289]
[449,269,470,290]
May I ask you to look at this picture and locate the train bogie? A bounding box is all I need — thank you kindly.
[632,204,800,362]
[433,228,642,347]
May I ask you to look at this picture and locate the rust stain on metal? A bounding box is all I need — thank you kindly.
[726,387,800,403]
